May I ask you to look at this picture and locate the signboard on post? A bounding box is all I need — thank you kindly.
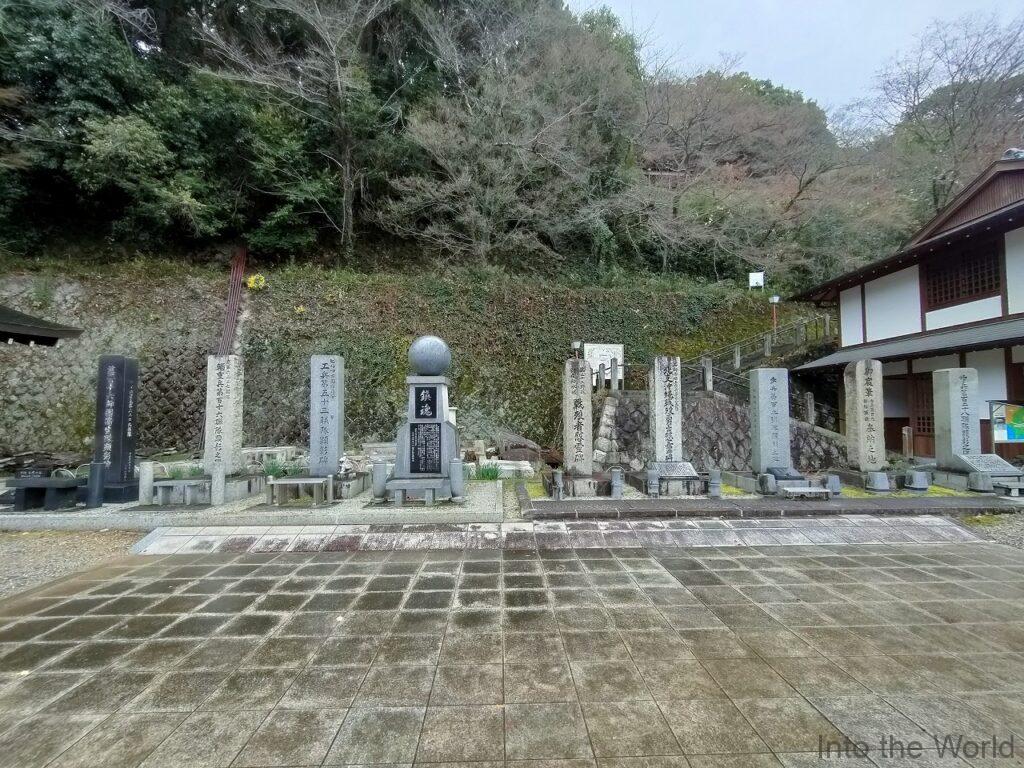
[748,272,765,289]
[583,343,624,386]
[991,401,1024,444]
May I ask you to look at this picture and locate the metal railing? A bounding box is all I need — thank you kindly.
[683,363,842,432]
[679,313,836,376]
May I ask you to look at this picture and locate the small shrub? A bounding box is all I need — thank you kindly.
[246,273,267,291]
[263,459,285,477]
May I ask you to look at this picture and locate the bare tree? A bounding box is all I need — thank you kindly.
[865,13,1024,214]
[200,0,401,257]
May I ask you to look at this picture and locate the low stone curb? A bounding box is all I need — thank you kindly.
[520,495,1017,520]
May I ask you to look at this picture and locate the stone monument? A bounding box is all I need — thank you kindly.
[385,336,460,505]
[309,355,345,476]
[647,355,697,493]
[932,367,1023,487]
[92,354,139,501]
[932,367,980,471]
[203,354,244,476]
[843,359,885,472]
[562,358,593,476]
[749,368,794,474]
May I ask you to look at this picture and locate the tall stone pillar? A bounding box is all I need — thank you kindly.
[844,359,885,472]
[309,355,345,476]
[648,356,683,462]
[203,354,244,475]
[933,368,980,470]
[93,355,139,501]
[562,358,594,476]
[749,368,791,474]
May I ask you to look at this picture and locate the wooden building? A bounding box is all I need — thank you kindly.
[792,149,1024,459]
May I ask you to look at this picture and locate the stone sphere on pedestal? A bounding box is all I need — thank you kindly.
[408,335,451,376]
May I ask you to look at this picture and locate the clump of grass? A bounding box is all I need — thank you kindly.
[475,464,502,481]
[964,514,1004,527]
[167,464,204,479]
[839,486,874,498]
[525,481,547,499]
[720,484,748,497]
[263,459,285,477]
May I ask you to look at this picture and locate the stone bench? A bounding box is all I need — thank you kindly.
[152,478,210,506]
[7,477,86,511]
[266,476,334,506]
[779,486,832,500]
[993,481,1024,498]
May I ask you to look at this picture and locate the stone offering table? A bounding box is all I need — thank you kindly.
[7,476,86,511]
[152,478,211,506]
[266,476,334,506]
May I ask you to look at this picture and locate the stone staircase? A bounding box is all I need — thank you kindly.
[678,313,841,429]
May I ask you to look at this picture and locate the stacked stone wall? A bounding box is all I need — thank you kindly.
[593,390,847,472]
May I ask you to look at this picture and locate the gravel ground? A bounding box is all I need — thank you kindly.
[0,530,139,599]
[963,508,1024,549]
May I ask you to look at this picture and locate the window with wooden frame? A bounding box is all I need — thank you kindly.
[922,241,1001,311]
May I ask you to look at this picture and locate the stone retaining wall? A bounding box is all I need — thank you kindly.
[593,390,847,472]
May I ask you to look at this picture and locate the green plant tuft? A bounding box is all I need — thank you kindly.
[475,464,503,481]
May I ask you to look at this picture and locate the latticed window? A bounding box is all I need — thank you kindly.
[923,245,1001,310]
[912,377,934,436]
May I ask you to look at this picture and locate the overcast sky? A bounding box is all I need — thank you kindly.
[568,0,1021,110]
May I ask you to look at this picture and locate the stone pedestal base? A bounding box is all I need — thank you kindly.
[101,481,139,503]
[565,477,599,497]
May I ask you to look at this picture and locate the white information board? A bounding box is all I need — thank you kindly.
[583,343,625,385]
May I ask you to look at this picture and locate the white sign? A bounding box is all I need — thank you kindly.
[583,343,624,384]
[749,272,765,289]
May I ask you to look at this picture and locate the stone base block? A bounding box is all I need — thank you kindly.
[100,481,139,504]
[565,477,600,497]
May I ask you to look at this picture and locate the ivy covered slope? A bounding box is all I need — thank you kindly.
[0,254,808,451]
[242,265,803,446]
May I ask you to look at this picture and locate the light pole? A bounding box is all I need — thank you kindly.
[769,295,780,336]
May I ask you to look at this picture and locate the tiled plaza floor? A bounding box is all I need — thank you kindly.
[0,540,1022,766]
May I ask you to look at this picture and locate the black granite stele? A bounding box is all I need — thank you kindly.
[92,355,139,502]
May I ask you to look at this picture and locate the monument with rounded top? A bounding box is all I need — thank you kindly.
[408,335,451,376]
[379,334,461,506]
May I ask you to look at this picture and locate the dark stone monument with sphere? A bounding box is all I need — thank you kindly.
[384,335,462,505]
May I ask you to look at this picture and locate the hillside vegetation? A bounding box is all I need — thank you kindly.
[0,258,812,451]
[2,1,1022,293]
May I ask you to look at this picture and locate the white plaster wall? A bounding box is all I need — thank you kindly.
[1007,227,1024,315]
[912,354,959,373]
[864,266,922,342]
[839,287,863,346]
[925,295,1002,330]
[966,348,1007,418]
[883,378,909,417]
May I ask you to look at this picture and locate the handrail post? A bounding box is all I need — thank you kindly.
[804,391,816,425]
[701,357,713,392]
[823,314,831,339]
[733,345,741,370]
[763,334,772,358]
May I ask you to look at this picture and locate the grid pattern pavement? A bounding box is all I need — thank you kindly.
[0,543,1019,766]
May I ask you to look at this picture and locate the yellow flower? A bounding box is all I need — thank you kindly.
[294,304,307,314]
[246,273,267,291]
